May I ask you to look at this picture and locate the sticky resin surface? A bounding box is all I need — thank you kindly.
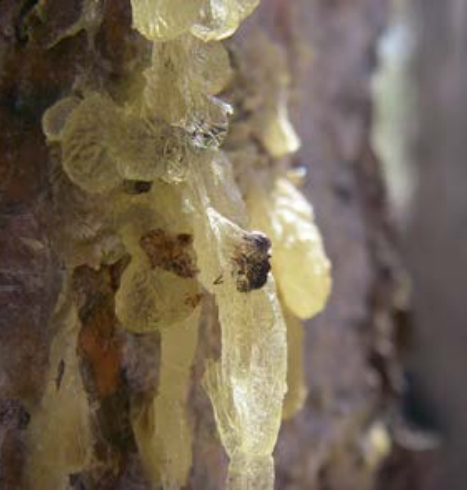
[34,1,331,488]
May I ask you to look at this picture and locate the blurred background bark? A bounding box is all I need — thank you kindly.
[253,1,405,488]
[402,0,467,489]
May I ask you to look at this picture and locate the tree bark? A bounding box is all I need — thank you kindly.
[402,1,467,488]
[0,1,413,489]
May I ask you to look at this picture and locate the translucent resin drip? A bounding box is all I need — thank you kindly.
[130,0,260,42]
[36,0,332,488]
[143,37,232,143]
[282,307,307,419]
[26,304,94,489]
[114,182,201,334]
[248,177,331,320]
[131,307,200,487]
[185,156,287,489]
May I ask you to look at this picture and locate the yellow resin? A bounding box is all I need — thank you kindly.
[37,1,332,487]
[261,97,301,158]
[144,37,232,140]
[282,307,307,419]
[132,307,200,486]
[108,113,186,182]
[46,92,191,193]
[59,93,122,193]
[131,0,204,41]
[41,96,81,142]
[115,256,200,333]
[113,179,191,245]
[185,157,287,489]
[115,181,200,334]
[130,0,259,42]
[231,31,301,159]
[249,177,331,320]
[191,0,261,41]
[26,306,94,489]
[227,453,274,490]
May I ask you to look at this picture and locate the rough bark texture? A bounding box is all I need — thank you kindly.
[0,1,415,489]
[253,1,406,489]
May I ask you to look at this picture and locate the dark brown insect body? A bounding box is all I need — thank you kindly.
[232,231,272,293]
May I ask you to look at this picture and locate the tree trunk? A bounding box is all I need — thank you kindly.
[0,1,413,489]
[401,1,467,488]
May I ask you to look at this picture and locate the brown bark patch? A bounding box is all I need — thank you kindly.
[140,228,198,278]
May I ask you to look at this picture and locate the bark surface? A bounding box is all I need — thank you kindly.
[0,1,416,489]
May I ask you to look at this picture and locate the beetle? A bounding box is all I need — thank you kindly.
[231,231,272,293]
